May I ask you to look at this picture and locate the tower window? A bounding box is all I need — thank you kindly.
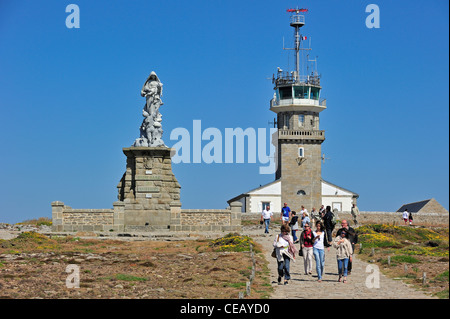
[297,190,306,196]
[294,86,309,99]
[278,87,292,100]
[298,115,305,127]
[311,87,320,100]
[284,114,290,129]
[298,147,305,157]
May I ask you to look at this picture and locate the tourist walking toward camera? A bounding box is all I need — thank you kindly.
[336,220,358,275]
[300,222,314,275]
[273,224,297,285]
[281,202,291,225]
[261,205,273,234]
[333,229,353,283]
[301,210,310,229]
[312,221,326,282]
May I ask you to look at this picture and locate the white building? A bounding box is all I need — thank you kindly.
[227,179,358,214]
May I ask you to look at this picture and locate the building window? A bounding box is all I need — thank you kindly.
[262,202,271,210]
[297,190,306,196]
[284,114,290,129]
[332,202,342,212]
[298,147,305,157]
[298,115,305,127]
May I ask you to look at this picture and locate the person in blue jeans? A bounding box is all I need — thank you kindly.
[312,221,326,282]
[261,205,273,234]
[273,224,297,285]
[333,229,353,283]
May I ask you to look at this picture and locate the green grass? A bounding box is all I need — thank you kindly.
[435,270,449,282]
[391,255,420,264]
[224,282,246,288]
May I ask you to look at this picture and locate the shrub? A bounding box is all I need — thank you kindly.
[209,233,255,252]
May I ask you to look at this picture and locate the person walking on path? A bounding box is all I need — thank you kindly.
[301,210,310,230]
[312,221,326,282]
[336,220,358,275]
[408,210,414,226]
[333,229,353,283]
[289,211,299,243]
[323,206,335,247]
[281,203,291,225]
[310,207,319,228]
[402,209,409,225]
[273,224,297,285]
[299,222,314,275]
[350,203,360,226]
[261,205,273,234]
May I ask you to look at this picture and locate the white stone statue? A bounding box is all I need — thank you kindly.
[133,71,166,147]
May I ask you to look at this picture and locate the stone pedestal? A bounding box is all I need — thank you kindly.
[117,147,181,231]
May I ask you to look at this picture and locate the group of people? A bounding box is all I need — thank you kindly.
[262,203,359,285]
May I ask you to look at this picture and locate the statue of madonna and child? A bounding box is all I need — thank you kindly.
[133,71,166,148]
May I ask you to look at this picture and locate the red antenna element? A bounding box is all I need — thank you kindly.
[286,8,308,13]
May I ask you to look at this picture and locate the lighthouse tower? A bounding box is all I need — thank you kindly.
[271,9,326,211]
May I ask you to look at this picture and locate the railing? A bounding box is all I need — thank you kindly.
[290,15,305,25]
[273,72,320,86]
[270,97,327,108]
[278,129,325,140]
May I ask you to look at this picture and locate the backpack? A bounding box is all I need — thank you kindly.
[331,212,337,227]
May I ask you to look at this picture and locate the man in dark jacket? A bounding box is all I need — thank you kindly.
[336,220,358,275]
[323,206,334,247]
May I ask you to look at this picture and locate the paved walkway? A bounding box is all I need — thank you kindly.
[244,227,436,299]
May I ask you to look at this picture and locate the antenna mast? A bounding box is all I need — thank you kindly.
[286,8,309,82]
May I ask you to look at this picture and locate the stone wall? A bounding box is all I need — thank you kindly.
[52,201,124,232]
[52,201,242,233]
[338,211,449,226]
[241,211,449,226]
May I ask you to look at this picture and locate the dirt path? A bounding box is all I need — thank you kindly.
[244,228,436,299]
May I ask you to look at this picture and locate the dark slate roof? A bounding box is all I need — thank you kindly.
[397,199,431,213]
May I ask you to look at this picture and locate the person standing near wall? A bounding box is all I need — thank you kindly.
[402,209,409,225]
[261,205,273,234]
[351,203,360,226]
[408,210,414,226]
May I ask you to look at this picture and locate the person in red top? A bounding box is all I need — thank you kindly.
[299,222,314,275]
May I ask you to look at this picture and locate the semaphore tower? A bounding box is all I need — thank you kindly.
[270,8,326,211]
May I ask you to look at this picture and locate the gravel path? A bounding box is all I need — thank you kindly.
[244,228,436,299]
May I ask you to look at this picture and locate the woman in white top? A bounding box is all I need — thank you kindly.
[333,230,353,283]
[273,224,297,285]
[312,221,326,282]
[402,209,409,225]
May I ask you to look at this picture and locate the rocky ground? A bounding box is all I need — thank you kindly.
[0,222,447,299]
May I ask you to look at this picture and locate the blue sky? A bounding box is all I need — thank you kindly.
[0,0,448,224]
